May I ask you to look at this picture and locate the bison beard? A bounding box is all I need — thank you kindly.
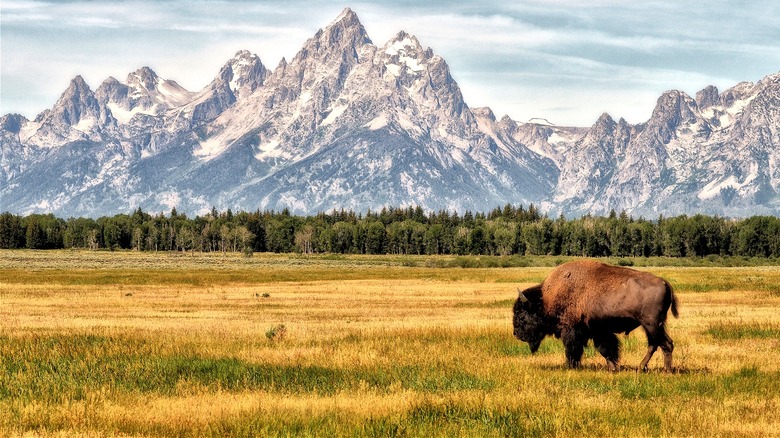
[512,260,679,372]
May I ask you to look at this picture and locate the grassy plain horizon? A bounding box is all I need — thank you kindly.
[2,250,780,436]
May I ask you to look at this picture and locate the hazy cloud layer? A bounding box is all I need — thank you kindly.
[2,0,779,126]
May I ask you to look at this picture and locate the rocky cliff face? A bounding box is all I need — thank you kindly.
[2,8,780,218]
[546,73,780,217]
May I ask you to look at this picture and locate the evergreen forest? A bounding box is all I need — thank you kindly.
[2,205,780,259]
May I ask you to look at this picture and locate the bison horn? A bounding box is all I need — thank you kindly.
[517,289,529,303]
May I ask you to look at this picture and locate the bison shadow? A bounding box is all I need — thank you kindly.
[536,363,710,375]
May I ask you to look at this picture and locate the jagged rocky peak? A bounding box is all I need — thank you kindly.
[126,66,159,91]
[95,76,130,107]
[576,113,628,152]
[330,7,368,40]
[273,7,372,101]
[0,114,28,133]
[261,8,376,116]
[219,50,268,97]
[187,51,268,126]
[299,7,371,61]
[387,36,467,122]
[69,75,91,91]
[596,112,616,125]
[586,112,617,137]
[471,107,497,122]
[472,107,502,134]
[385,30,423,54]
[496,114,522,135]
[18,74,113,146]
[382,30,437,76]
[125,66,193,106]
[474,108,522,137]
[63,75,95,105]
[37,75,101,126]
[616,117,631,131]
[265,57,288,83]
[696,85,719,109]
[649,90,700,132]
[231,49,254,61]
[627,90,697,145]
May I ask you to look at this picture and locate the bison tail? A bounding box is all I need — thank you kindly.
[666,281,679,318]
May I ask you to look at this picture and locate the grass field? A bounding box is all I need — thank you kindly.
[2,250,780,436]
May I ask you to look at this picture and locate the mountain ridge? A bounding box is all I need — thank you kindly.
[2,8,780,218]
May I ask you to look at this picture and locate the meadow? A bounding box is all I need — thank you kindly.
[1,250,780,436]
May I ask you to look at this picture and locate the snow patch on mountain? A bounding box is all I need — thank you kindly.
[194,138,225,160]
[255,140,284,160]
[321,104,349,126]
[18,122,43,144]
[106,103,159,123]
[365,115,388,130]
[698,163,760,200]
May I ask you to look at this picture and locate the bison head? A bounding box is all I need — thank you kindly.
[512,285,548,354]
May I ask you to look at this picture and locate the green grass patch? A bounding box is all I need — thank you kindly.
[0,333,494,405]
[564,365,779,402]
[116,401,553,438]
[706,323,780,340]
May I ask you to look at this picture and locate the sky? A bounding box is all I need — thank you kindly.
[2,0,779,127]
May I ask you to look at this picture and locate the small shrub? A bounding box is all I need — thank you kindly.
[453,256,479,268]
[266,324,287,341]
[616,259,634,267]
[400,258,418,267]
[262,292,271,298]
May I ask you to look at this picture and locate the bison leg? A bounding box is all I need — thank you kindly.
[562,326,588,369]
[639,345,658,372]
[660,333,675,372]
[640,324,675,372]
[593,331,621,372]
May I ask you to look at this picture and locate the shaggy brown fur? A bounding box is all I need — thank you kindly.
[513,260,679,372]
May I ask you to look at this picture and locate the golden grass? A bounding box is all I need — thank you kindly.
[2,250,780,436]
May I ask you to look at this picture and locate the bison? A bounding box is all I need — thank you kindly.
[512,260,679,372]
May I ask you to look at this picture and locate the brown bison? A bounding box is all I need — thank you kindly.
[512,260,679,372]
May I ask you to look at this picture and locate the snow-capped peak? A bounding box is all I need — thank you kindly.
[126,67,159,92]
[382,31,432,77]
[223,50,267,97]
[122,67,193,109]
[385,31,422,55]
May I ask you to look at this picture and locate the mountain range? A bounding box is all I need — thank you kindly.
[3,8,780,218]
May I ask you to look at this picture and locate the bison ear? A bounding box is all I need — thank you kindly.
[523,284,543,302]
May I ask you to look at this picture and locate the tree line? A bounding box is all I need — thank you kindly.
[1,205,780,258]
